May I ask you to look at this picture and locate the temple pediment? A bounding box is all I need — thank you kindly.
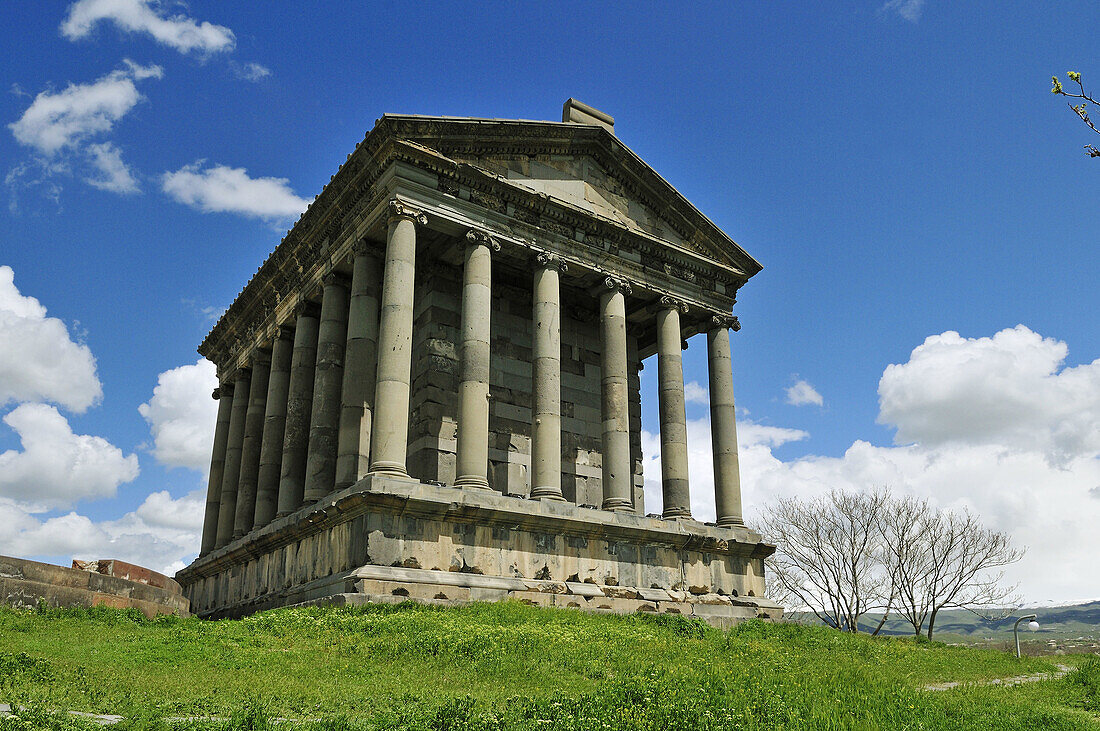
[376,114,761,276]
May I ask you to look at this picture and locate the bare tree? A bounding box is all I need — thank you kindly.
[759,488,1024,640]
[759,489,893,632]
[918,509,1023,640]
[1051,71,1100,157]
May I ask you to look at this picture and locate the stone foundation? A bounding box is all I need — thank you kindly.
[176,475,780,626]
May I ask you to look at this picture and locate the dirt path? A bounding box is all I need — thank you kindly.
[922,663,1072,691]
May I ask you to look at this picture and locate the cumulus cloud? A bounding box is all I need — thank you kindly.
[0,403,139,511]
[8,61,161,156]
[61,0,235,55]
[139,359,218,473]
[683,381,709,406]
[84,141,139,193]
[161,162,309,222]
[878,325,1100,462]
[785,378,824,407]
[0,266,102,412]
[643,326,1099,603]
[0,488,203,575]
[881,0,925,22]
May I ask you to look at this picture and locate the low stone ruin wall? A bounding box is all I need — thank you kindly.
[0,556,190,617]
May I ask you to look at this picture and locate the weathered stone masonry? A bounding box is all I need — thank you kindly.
[177,100,780,625]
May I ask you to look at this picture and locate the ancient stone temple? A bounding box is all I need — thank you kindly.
[176,100,781,625]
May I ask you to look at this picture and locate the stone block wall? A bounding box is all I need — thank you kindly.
[406,248,644,512]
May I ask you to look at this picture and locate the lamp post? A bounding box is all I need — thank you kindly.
[1013,614,1039,658]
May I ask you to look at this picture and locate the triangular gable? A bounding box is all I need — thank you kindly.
[376,115,761,277]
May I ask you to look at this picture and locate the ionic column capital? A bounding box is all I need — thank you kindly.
[659,295,689,314]
[710,313,741,332]
[387,199,427,226]
[212,385,233,400]
[535,250,568,272]
[294,300,322,319]
[602,276,632,296]
[465,229,501,252]
[322,270,351,289]
[275,323,296,341]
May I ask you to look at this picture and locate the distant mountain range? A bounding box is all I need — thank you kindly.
[845,600,1100,639]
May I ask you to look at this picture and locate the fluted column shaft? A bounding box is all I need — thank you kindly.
[254,326,294,527]
[233,353,270,537]
[455,231,498,489]
[200,385,234,555]
[276,303,320,516]
[215,370,250,547]
[600,278,632,511]
[708,316,744,527]
[335,248,382,489]
[657,299,691,519]
[530,252,565,501]
[304,273,350,502]
[369,201,425,476]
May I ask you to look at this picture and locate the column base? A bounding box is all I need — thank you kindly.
[716,516,745,528]
[454,475,491,490]
[369,461,409,477]
[662,507,693,520]
[601,498,633,512]
[530,487,565,501]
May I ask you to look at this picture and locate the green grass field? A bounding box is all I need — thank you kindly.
[0,602,1097,730]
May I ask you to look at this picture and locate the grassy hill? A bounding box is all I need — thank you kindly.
[0,602,1098,730]
[849,601,1100,642]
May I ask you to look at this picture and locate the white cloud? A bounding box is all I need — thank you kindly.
[0,266,102,412]
[0,488,203,576]
[8,61,162,156]
[878,326,1100,462]
[881,0,925,22]
[162,162,309,222]
[642,326,1099,604]
[84,141,139,193]
[61,0,235,55]
[138,359,218,473]
[232,61,271,82]
[683,381,709,405]
[785,378,824,407]
[0,403,139,511]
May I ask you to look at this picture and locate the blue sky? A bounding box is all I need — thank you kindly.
[0,1,1096,602]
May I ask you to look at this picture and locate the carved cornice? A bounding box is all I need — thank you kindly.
[387,199,427,225]
[659,295,689,314]
[465,229,501,252]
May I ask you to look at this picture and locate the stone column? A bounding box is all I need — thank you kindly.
[600,277,633,511]
[530,252,566,501]
[708,315,744,527]
[276,302,320,517]
[369,200,426,477]
[254,325,294,528]
[455,230,499,489]
[200,384,234,555]
[657,296,691,519]
[335,245,382,489]
[303,272,350,502]
[215,369,250,547]
[233,352,270,537]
